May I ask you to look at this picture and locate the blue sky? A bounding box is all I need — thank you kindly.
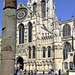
[0,0,75,36]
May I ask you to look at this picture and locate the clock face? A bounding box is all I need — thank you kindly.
[17,8,28,22]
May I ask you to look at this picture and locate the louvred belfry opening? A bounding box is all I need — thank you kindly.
[5,0,17,8]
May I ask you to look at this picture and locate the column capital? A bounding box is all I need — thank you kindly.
[5,0,17,8]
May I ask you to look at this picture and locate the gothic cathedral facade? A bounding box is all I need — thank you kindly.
[15,0,75,73]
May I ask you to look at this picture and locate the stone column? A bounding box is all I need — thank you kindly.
[2,0,17,51]
[1,48,15,75]
[0,53,1,75]
[1,0,17,75]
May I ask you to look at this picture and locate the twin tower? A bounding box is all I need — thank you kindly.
[27,0,56,19]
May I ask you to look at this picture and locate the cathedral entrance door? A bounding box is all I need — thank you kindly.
[17,57,24,70]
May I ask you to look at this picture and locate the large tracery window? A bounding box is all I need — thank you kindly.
[63,24,71,37]
[63,42,71,60]
[43,47,46,58]
[41,0,46,18]
[28,22,32,42]
[33,46,35,58]
[33,3,37,14]
[48,46,51,57]
[29,47,31,59]
[19,24,24,44]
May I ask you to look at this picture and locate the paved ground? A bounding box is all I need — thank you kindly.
[18,73,67,75]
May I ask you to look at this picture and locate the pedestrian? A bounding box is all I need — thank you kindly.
[48,70,51,75]
[14,70,19,75]
[35,69,37,75]
[28,70,30,75]
[19,69,22,75]
[55,69,58,75]
[51,69,54,75]
[24,69,27,75]
[59,69,61,75]
[15,67,19,71]
[31,70,33,75]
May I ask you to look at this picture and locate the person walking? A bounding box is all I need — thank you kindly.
[51,69,54,75]
[48,70,51,75]
[35,69,37,75]
[24,69,27,75]
[19,69,22,75]
[14,70,19,75]
[55,69,58,75]
[31,70,33,75]
[59,69,61,75]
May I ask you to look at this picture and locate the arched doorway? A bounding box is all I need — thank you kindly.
[17,57,24,70]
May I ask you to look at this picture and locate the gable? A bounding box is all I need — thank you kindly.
[17,2,36,23]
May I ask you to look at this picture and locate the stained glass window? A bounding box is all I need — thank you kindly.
[28,22,32,42]
[33,46,35,58]
[41,0,46,18]
[29,47,31,59]
[43,47,46,58]
[48,46,51,57]
[19,24,24,44]
[33,3,37,14]
[63,42,71,60]
[63,24,71,37]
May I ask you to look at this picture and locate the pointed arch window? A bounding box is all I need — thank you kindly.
[29,47,31,59]
[48,46,51,57]
[33,46,35,58]
[19,24,24,44]
[28,22,32,42]
[63,24,71,37]
[41,0,46,18]
[33,3,37,14]
[63,42,71,60]
[43,47,46,58]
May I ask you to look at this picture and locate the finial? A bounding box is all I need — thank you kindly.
[59,17,61,25]
[59,17,61,22]
[72,13,74,20]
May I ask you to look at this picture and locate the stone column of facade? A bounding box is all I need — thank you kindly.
[1,0,17,75]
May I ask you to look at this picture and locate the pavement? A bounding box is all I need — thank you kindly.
[18,72,67,75]
[18,71,67,75]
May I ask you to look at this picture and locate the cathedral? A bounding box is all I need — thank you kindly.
[9,0,75,73]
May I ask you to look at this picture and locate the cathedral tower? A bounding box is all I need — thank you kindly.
[27,0,55,19]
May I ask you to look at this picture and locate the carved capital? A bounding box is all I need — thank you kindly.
[5,0,17,8]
